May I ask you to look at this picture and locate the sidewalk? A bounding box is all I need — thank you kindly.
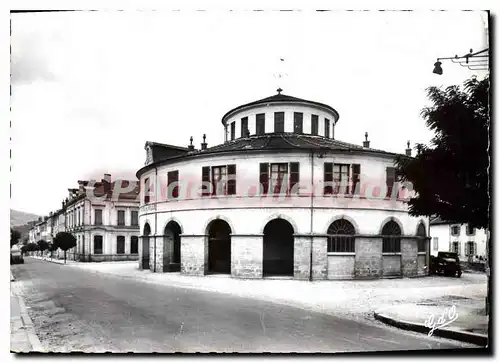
[29,255,80,265]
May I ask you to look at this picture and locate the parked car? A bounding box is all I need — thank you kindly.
[430,252,461,277]
[10,245,24,265]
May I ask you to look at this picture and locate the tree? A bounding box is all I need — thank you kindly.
[53,232,77,264]
[37,240,49,256]
[11,228,21,247]
[395,76,490,311]
[48,243,58,259]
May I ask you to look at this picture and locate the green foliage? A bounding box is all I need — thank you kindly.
[48,243,58,252]
[53,232,77,252]
[395,76,490,229]
[10,228,21,246]
[37,239,49,252]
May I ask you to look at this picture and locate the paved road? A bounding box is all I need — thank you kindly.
[11,258,475,353]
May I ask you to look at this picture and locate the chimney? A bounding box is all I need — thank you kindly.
[188,136,195,151]
[405,140,412,156]
[103,174,111,183]
[200,134,208,150]
[362,132,370,148]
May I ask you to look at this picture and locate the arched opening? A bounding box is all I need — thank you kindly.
[416,222,427,253]
[163,221,182,272]
[263,218,294,277]
[382,220,402,253]
[142,223,151,270]
[327,219,356,253]
[207,219,232,274]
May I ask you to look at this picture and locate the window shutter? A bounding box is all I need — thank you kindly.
[351,164,360,195]
[324,162,333,195]
[290,162,299,194]
[227,164,236,195]
[202,166,210,196]
[386,167,396,198]
[259,163,269,195]
[458,241,461,256]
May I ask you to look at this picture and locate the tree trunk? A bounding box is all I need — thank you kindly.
[64,250,67,264]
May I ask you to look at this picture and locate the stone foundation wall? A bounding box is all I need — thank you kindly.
[231,235,263,278]
[180,235,207,276]
[354,237,382,278]
[401,238,418,277]
[327,255,355,279]
[312,236,328,280]
[382,255,401,277]
[293,235,311,280]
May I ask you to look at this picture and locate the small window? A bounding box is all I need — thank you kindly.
[94,235,103,254]
[131,211,139,226]
[256,114,265,135]
[452,241,459,254]
[230,122,236,141]
[466,224,475,236]
[325,118,330,138]
[382,220,401,253]
[333,164,350,194]
[167,170,179,199]
[144,178,150,204]
[94,209,103,225]
[117,210,125,226]
[432,237,439,251]
[241,117,249,137]
[451,225,460,236]
[131,236,139,254]
[274,112,285,133]
[212,166,227,196]
[294,112,303,133]
[117,236,125,254]
[311,115,318,135]
[270,163,288,194]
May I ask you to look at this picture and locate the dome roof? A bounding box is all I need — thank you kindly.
[221,91,339,125]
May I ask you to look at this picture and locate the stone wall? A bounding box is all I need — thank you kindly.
[327,255,355,279]
[231,235,263,278]
[180,235,207,276]
[354,237,382,278]
[312,236,328,280]
[401,238,418,277]
[293,235,311,280]
[382,255,401,277]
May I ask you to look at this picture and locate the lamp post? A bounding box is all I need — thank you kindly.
[433,48,489,75]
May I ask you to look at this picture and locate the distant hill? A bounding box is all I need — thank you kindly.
[10,209,40,227]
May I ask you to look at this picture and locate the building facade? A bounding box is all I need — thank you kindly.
[136,91,430,280]
[430,216,488,262]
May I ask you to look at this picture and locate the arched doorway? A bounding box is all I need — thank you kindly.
[142,223,151,270]
[207,219,232,274]
[381,220,402,253]
[164,221,182,272]
[263,219,294,277]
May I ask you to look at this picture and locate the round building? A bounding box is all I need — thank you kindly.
[136,90,430,280]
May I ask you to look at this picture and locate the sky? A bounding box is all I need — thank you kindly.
[10,10,489,216]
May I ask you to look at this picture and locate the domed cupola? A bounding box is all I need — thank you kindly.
[221,89,340,142]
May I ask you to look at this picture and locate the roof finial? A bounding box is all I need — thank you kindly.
[407,140,410,149]
[190,136,193,146]
[277,88,283,95]
[203,133,206,143]
[365,132,368,141]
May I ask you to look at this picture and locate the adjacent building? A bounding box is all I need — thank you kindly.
[429,216,488,262]
[136,90,430,280]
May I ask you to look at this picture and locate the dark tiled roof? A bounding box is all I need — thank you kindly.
[137,133,398,178]
[429,215,456,225]
[221,93,339,124]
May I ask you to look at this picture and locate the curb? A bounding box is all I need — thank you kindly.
[11,284,46,352]
[11,271,15,282]
[374,312,488,346]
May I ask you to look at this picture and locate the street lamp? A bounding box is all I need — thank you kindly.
[433,48,489,75]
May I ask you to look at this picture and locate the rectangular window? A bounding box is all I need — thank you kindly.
[452,241,459,254]
[433,237,439,251]
[466,224,475,236]
[290,162,300,193]
[117,210,125,226]
[117,236,125,254]
[227,164,237,195]
[94,235,103,254]
[77,209,80,226]
[94,209,103,225]
[241,117,248,137]
[328,236,355,253]
[333,164,350,194]
[230,122,236,140]
[274,112,285,133]
[270,163,288,194]
[351,164,360,195]
[167,170,179,199]
[260,163,269,195]
[465,241,475,256]
[131,211,139,226]
[294,112,303,133]
[201,166,211,196]
[386,167,396,198]
[256,113,265,135]
[383,237,401,253]
[451,225,460,236]
[311,115,318,135]
[212,165,227,196]
[144,177,150,204]
[131,236,139,254]
[324,162,333,195]
[325,118,330,138]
